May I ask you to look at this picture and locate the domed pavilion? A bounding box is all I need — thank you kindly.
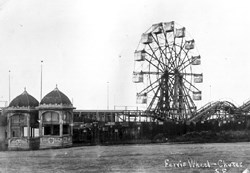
[6,88,40,150]
[38,86,75,149]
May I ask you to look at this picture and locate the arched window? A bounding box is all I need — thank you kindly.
[42,112,60,136]
[10,114,27,137]
[11,114,26,125]
[43,112,59,123]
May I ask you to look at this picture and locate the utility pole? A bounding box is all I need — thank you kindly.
[107,81,109,110]
[40,60,43,101]
[8,70,11,104]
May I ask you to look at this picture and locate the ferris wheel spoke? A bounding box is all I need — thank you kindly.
[151,34,176,71]
[162,32,170,66]
[181,83,193,103]
[181,88,191,113]
[180,59,191,71]
[165,48,176,71]
[145,35,165,67]
[134,71,163,75]
[151,34,166,66]
[148,83,160,94]
[154,34,166,67]
[173,36,184,68]
[165,49,176,71]
[137,77,161,95]
[162,42,176,71]
[162,32,176,70]
[182,77,200,92]
[148,56,164,95]
[177,50,189,70]
[181,72,200,76]
[137,84,159,97]
[144,49,165,71]
[147,45,166,71]
[179,53,199,72]
[147,86,161,111]
[171,37,178,68]
[175,38,185,67]
[144,55,164,73]
[155,39,176,71]
[149,77,161,94]
[181,84,196,113]
[182,83,196,107]
[176,39,186,67]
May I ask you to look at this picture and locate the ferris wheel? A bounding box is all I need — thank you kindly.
[133,21,203,121]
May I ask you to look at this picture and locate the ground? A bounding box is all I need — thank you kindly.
[0,143,249,173]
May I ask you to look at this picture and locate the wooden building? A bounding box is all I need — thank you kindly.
[6,89,40,150]
[38,86,75,149]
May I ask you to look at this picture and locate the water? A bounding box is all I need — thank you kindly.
[0,142,249,173]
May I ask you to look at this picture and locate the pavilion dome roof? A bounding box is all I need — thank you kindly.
[40,86,72,106]
[9,89,39,108]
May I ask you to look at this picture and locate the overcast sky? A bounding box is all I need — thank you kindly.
[0,0,249,109]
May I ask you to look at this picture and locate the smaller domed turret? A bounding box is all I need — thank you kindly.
[40,86,72,106]
[9,88,39,108]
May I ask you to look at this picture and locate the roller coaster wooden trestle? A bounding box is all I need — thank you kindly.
[76,100,250,125]
[148,100,250,124]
